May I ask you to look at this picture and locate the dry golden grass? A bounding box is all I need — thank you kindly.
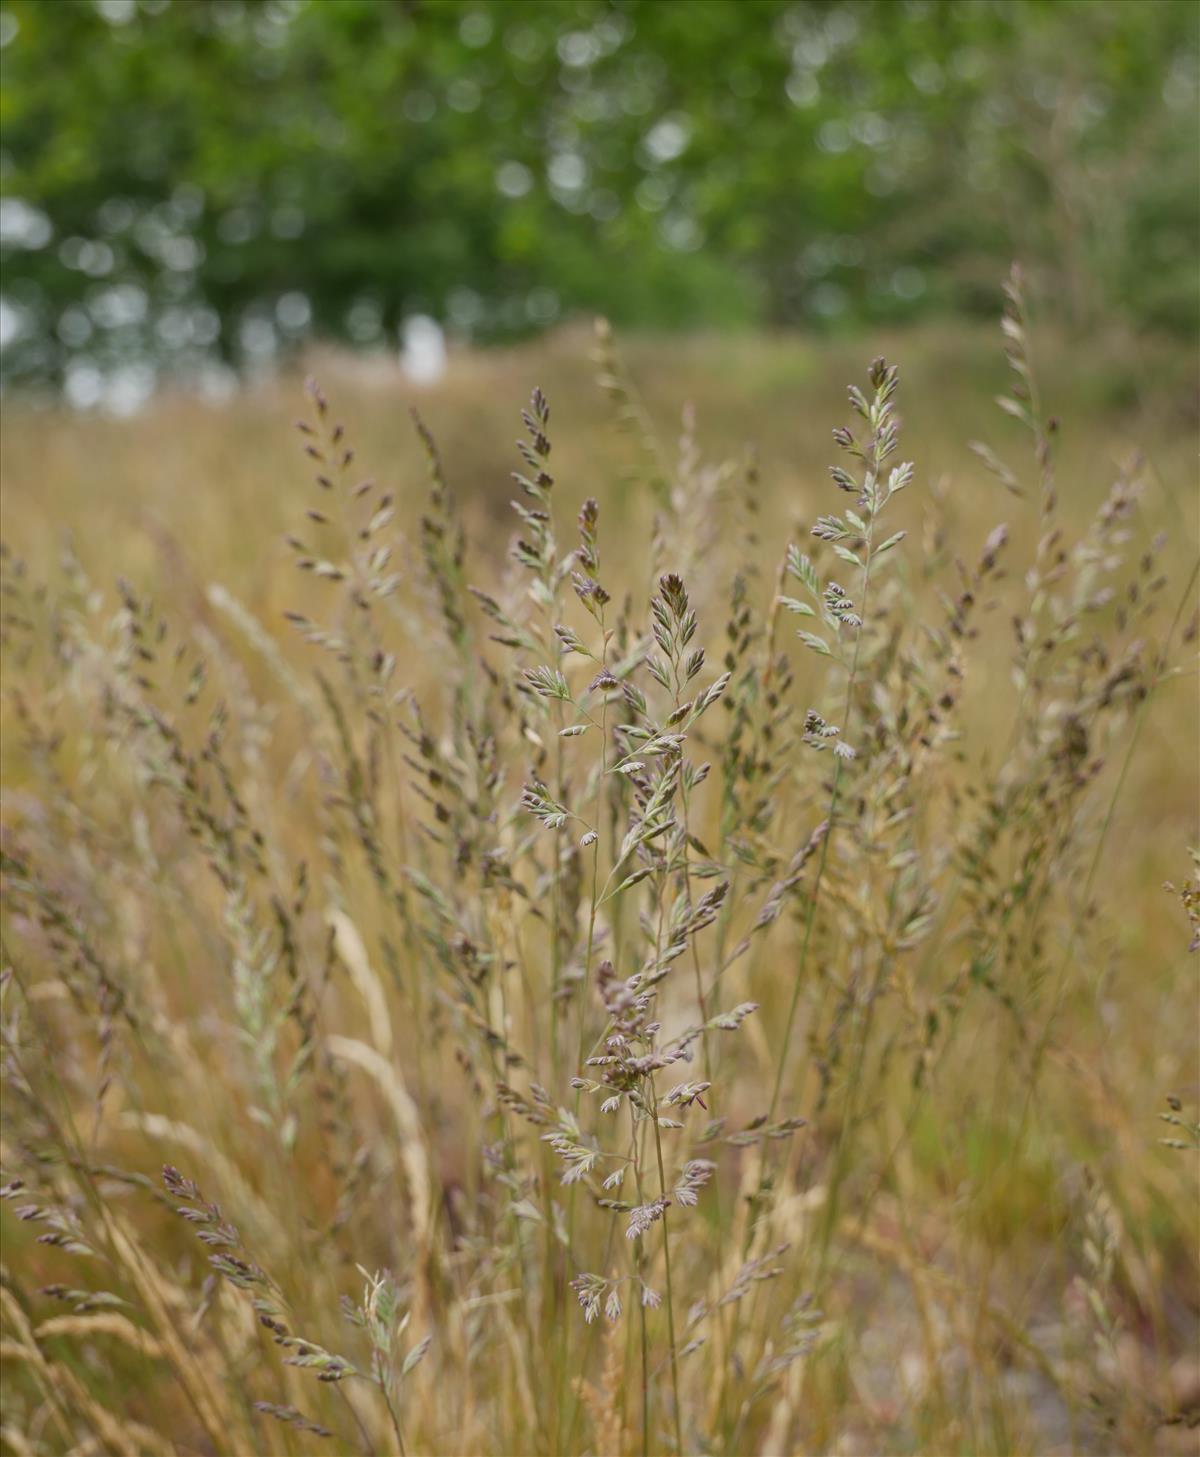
[1,301,1197,1457]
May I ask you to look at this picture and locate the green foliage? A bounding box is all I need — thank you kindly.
[0,0,1197,389]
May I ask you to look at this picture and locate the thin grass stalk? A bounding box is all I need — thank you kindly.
[650,1076,684,1456]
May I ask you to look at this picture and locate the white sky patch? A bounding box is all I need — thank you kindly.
[0,197,52,249]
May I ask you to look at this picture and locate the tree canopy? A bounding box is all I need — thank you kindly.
[1,0,1196,391]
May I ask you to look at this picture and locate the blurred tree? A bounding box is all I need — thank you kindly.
[0,0,1195,391]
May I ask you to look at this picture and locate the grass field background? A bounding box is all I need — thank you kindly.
[1,313,1197,1455]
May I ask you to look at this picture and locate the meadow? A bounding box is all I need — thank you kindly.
[1,283,1198,1456]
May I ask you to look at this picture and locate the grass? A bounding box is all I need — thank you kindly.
[1,284,1198,1457]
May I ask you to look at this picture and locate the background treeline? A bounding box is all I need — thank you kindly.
[1,0,1197,388]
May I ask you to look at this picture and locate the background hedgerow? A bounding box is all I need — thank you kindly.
[1,282,1198,1456]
